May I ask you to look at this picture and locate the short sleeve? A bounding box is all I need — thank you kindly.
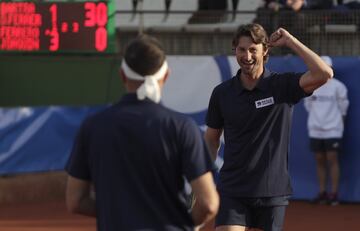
[336,80,349,116]
[65,119,92,181]
[275,72,309,104]
[206,87,224,129]
[180,119,214,182]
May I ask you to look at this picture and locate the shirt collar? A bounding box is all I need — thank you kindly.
[119,93,162,104]
[233,68,272,93]
[120,93,139,102]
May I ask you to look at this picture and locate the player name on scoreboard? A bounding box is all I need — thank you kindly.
[0,1,110,53]
[0,2,41,51]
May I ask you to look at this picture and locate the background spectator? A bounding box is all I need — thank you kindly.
[304,0,334,9]
[188,0,228,24]
[337,0,360,9]
[254,0,306,36]
[304,56,349,206]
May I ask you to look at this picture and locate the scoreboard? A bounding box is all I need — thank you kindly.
[0,0,116,53]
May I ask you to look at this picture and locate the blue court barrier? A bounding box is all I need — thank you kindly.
[0,56,359,202]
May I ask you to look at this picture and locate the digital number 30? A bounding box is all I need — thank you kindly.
[84,2,107,51]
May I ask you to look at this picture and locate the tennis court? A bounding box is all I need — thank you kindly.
[0,200,359,231]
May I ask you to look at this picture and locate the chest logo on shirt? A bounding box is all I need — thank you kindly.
[255,97,274,108]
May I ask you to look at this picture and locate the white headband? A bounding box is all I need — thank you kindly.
[121,60,168,103]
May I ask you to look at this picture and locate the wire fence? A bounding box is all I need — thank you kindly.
[116,10,360,56]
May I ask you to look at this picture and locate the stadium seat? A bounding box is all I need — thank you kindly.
[150,0,197,32]
[116,0,263,33]
[116,0,139,32]
[217,0,262,33]
[116,0,168,32]
[183,0,262,33]
[308,24,358,33]
[116,0,197,32]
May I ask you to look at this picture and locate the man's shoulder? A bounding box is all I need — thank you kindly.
[78,106,113,130]
[265,71,304,88]
[151,106,201,138]
[268,71,302,79]
[90,104,119,119]
[213,77,234,91]
[78,106,191,140]
[159,104,187,119]
[161,106,197,126]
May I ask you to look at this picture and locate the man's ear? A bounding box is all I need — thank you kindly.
[263,47,269,57]
[158,69,170,88]
[120,69,127,83]
[163,69,170,83]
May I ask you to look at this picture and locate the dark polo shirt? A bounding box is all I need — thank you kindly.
[206,69,308,197]
[67,93,213,231]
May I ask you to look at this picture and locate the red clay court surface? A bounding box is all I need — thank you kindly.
[0,200,359,231]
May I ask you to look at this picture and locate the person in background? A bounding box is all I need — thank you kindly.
[65,34,219,231]
[254,0,306,36]
[304,0,334,9]
[304,56,349,206]
[337,0,360,9]
[264,0,305,12]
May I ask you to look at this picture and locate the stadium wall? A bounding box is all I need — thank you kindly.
[0,55,124,107]
[1,56,359,202]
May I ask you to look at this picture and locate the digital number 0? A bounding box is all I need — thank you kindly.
[95,27,107,52]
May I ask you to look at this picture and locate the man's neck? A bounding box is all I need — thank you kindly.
[240,69,263,90]
[125,80,142,92]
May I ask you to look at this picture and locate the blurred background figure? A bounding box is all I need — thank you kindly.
[65,35,219,230]
[130,0,172,21]
[304,0,334,9]
[254,0,306,36]
[304,56,349,206]
[188,0,228,24]
[337,0,360,9]
[265,0,305,12]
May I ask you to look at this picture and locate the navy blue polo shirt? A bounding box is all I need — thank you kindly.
[206,69,308,198]
[66,93,213,231]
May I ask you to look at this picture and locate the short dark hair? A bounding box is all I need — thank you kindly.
[232,23,269,62]
[124,34,166,76]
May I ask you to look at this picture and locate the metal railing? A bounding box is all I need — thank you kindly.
[115,10,360,56]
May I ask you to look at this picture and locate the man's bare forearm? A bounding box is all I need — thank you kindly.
[207,139,220,162]
[204,128,223,162]
[286,35,333,80]
[75,197,96,217]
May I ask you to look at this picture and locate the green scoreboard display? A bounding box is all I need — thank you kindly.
[0,0,116,53]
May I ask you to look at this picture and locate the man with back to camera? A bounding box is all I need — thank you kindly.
[204,23,333,231]
[65,34,219,231]
[304,56,349,206]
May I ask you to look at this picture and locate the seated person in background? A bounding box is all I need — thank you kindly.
[188,0,228,24]
[254,0,306,35]
[306,0,359,25]
[337,0,360,9]
[303,0,334,9]
[264,0,305,12]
